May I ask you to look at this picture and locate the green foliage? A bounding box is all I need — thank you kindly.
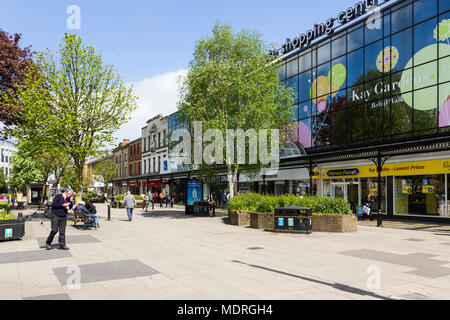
[93,156,115,185]
[9,148,44,191]
[178,22,295,197]
[0,209,15,221]
[0,172,8,193]
[228,193,353,215]
[61,167,77,190]
[81,191,102,201]
[134,195,143,200]
[114,194,124,201]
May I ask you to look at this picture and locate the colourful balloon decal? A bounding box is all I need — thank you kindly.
[327,63,346,97]
[400,43,450,110]
[376,46,399,73]
[310,76,330,105]
[434,19,450,44]
[439,96,450,128]
[298,120,313,148]
[317,99,327,113]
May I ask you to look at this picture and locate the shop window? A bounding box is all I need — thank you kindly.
[278,64,286,81]
[414,61,438,90]
[299,101,313,120]
[414,0,438,24]
[361,178,386,212]
[298,118,313,149]
[331,55,347,92]
[438,11,450,59]
[364,103,382,141]
[439,83,450,129]
[332,34,346,59]
[330,108,347,145]
[391,27,413,72]
[365,39,383,81]
[394,175,445,216]
[391,4,412,34]
[347,27,364,52]
[286,58,298,78]
[413,84,438,124]
[414,18,438,63]
[299,50,312,73]
[318,42,331,65]
[347,48,364,87]
[299,70,312,102]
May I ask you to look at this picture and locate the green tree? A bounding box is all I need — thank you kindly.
[0,172,8,193]
[177,22,295,197]
[61,166,77,191]
[9,149,44,192]
[10,33,137,202]
[93,155,115,191]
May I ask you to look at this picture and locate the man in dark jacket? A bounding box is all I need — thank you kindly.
[45,187,74,250]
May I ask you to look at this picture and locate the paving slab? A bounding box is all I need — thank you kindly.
[0,249,72,264]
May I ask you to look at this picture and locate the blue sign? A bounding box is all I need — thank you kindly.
[278,218,284,226]
[187,180,202,206]
[163,160,168,171]
[357,206,362,217]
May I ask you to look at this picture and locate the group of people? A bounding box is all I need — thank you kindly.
[143,190,174,211]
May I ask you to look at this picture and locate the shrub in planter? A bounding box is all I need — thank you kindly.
[0,210,25,240]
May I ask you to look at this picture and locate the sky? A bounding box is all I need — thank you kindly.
[0,0,360,142]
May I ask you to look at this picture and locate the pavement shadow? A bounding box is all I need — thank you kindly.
[221,217,232,225]
[139,211,198,220]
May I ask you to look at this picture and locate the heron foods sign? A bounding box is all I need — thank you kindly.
[314,159,450,179]
[270,0,394,58]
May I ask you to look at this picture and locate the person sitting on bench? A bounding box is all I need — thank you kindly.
[75,201,100,228]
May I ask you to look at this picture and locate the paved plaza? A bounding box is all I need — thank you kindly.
[1,204,450,300]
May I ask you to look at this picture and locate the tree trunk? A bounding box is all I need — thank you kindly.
[39,171,50,208]
[75,163,84,205]
[227,166,238,198]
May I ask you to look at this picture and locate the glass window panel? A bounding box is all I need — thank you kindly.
[329,89,347,111]
[439,0,450,13]
[348,27,364,52]
[298,118,313,149]
[414,85,438,115]
[365,18,383,45]
[439,84,450,128]
[299,101,313,120]
[313,112,332,147]
[391,93,413,136]
[384,12,391,38]
[287,76,299,104]
[438,12,450,58]
[347,48,364,86]
[312,48,317,68]
[391,28,413,72]
[414,18,438,63]
[391,4,412,34]
[290,105,300,122]
[318,43,330,65]
[278,65,286,81]
[331,107,347,145]
[299,51,312,73]
[414,89,438,134]
[286,58,298,78]
[330,55,347,92]
[332,35,346,59]
[392,68,412,96]
[414,61,438,91]
[414,0,438,24]
[346,106,364,144]
[299,70,312,102]
[316,63,331,101]
[440,56,450,83]
[364,104,382,140]
[365,40,383,81]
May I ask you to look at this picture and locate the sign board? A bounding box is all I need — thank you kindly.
[4,228,12,238]
[402,186,413,194]
[369,188,378,196]
[422,185,434,194]
[187,180,202,206]
[278,218,284,227]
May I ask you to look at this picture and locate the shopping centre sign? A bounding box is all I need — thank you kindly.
[269,0,396,58]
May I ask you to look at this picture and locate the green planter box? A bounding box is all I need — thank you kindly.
[0,219,25,241]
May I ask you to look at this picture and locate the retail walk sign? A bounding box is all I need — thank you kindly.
[4,228,12,238]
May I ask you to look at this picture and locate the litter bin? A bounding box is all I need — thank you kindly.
[194,201,210,216]
[274,206,312,234]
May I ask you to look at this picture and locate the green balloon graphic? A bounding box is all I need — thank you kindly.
[327,63,347,89]
[400,44,450,110]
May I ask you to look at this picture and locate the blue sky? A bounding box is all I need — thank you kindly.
[0,0,360,141]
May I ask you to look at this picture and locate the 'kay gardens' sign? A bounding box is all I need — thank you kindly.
[269,0,395,58]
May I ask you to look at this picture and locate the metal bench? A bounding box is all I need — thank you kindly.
[73,209,97,229]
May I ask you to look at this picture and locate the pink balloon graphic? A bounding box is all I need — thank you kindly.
[317,99,327,113]
[298,121,313,148]
[439,96,450,128]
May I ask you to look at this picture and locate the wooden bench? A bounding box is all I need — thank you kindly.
[73,209,97,229]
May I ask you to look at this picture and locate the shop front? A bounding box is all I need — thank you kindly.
[128,181,141,195]
[316,157,450,219]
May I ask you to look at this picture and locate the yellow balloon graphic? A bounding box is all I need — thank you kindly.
[310,76,330,104]
[327,64,346,96]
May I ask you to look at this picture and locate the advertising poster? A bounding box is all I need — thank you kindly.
[187,180,202,206]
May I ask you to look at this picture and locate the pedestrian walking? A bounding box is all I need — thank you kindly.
[123,191,136,222]
[149,191,154,210]
[363,193,373,221]
[222,192,228,210]
[159,190,165,208]
[45,187,74,250]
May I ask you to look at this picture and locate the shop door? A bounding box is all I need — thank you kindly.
[331,183,347,200]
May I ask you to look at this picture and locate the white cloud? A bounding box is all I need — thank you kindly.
[114,69,188,142]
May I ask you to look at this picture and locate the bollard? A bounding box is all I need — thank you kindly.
[107,204,111,221]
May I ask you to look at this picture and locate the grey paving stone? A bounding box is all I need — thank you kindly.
[340,249,450,278]
[36,235,101,247]
[0,249,72,264]
[23,293,70,300]
[53,259,159,285]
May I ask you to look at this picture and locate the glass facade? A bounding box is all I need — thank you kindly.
[279,0,450,152]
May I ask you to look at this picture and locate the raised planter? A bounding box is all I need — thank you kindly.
[249,212,274,230]
[229,211,249,226]
[312,214,358,233]
[0,219,25,240]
